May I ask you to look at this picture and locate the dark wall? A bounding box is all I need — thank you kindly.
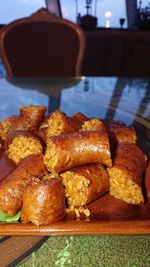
[81,29,150,77]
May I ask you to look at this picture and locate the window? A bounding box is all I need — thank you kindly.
[137,0,150,7]
[1,0,127,28]
[60,0,127,28]
[0,0,46,24]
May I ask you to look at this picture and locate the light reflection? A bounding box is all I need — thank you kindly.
[105,20,110,28]
[60,77,150,126]
[144,107,150,118]
[60,77,116,118]
[0,78,49,120]
[0,69,149,129]
[60,0,127,28]
[105,11,112,18]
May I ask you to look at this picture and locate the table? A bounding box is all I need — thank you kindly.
[0,75,150,267]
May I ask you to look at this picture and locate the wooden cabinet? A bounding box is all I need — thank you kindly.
[81,29,150,77]
[120,42,150,77]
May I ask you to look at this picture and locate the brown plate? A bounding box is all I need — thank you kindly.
[0,127,150,236]
[0,162,150,236]
[1,192,150,236]
[0,202,150,236]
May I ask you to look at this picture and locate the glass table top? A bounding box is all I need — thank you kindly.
[0,73,150,267]
[0,76,150,127]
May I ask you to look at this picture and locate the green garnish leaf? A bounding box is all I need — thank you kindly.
[0,210,21,222]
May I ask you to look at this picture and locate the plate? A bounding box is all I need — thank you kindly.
[0,195,150,236]
[0,124,150,236]
[0,163,150,236]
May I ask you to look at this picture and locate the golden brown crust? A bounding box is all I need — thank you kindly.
[107,126,137,145]
[81,118,106,131]
[37,110,84,142]
[18,105,47,131]
[112,143,147,184]
[46,109,83,137]
[0,107,149,221]
[5,130,44,149]
[0,105,46,141]
[104,120,126,129]
[34,128,48,143]
[21,178,66,225]
[85,165,109,204]
[108,143,147,204]
[61,164,109,207]
[0,154,47,215]
[0,152,16,182]
[44,130,112,173]
[71,112,88,121]
[5,130,44,164]
[39,114,51,129]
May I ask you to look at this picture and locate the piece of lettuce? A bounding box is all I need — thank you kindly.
[0,210,21,223]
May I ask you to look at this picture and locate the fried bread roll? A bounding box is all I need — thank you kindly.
[0,152,16,182]
[81,118,106,131]
[21,177,65,226]
[39,114,51,129]
[46,109,83,137]
[6,130,44,164]
[18,105,46,131]
[34,127,48,143]
[0,154,47,215]
[108,143,147,204]
[104,120,126,128]
[0,105,46,141]
[104,119,137,143]
[80,117,136,150]
[71,112,88,122]
[36,110,83,142]
[60,164,109,209]
[106,126,137,144]
[44,130,112,173]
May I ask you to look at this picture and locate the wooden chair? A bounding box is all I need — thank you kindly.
[0,8,85,77]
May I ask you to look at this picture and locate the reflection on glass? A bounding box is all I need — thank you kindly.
[0,78,49,120]
[0,74,149,129]
[60,77,150,126]
[60,0,127,28]
[119,17,125,28]
[105,11,112,28]
[60,77,116,118]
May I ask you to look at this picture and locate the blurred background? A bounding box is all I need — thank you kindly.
[1,0,150,29]
[1,1,150,77]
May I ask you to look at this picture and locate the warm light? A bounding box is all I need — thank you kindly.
[104,11,112,28]
[105,20,110,28]
[105,11,112,18]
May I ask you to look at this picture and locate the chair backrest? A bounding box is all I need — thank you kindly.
[0,8,85,77]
